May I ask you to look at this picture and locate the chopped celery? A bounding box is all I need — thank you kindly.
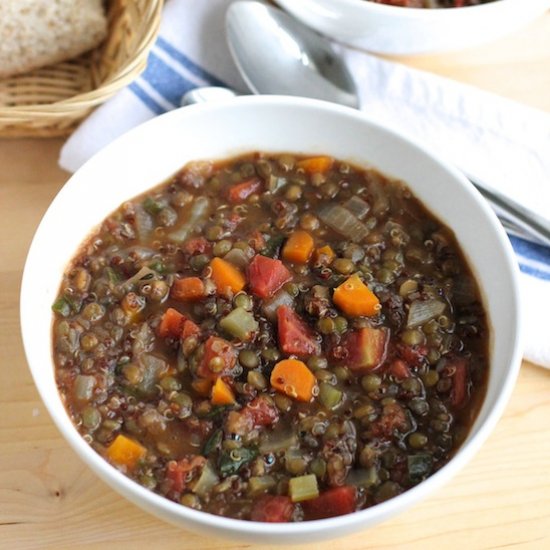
[52,296,71,317]
[289,474,319,503]
[248,475,276,495]
[191,461,219,497]
[319,382,342,410]
[259,428,298,454]
[219,307,259,341]
[347,466,379,488]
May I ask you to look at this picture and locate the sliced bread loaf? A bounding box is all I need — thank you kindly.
[0,0,107,78]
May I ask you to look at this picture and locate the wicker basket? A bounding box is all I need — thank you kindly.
[0,0,163,137]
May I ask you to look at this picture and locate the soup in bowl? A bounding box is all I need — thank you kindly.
[21,96,522,542]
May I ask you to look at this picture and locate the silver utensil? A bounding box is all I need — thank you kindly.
[224,0,550,248]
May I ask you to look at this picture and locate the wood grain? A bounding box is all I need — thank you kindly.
[2,12,550,549]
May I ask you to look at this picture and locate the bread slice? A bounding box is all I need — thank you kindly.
[0,0,108,78]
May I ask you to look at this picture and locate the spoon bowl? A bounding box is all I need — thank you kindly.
[226,0,358,108]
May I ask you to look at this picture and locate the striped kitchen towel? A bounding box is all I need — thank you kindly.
[59,0,550,367]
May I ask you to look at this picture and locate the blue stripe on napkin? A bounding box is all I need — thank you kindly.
[128,37,228,114]
[510,236,550,281]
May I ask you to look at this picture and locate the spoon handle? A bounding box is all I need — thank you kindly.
[470,178,550,248]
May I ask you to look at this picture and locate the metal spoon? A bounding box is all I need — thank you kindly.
[224,0,550,248]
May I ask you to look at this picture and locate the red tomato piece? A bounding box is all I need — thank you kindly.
[450,357,469,408]
[181,319,201,339]
[302,486,356,520]
[249,230,266,253]
[246,396,279,427]
[225,396,279,436]
[196,336,237,380]
[371,402,408,439]
[182,236,210,255]
[227,177,262,203]
[248,255,292,298]
[165,456,206,496]
[251,495,294,523]
[389,359,410,380]
[277,305,321,357]
[344,327,389,372]
[397,343,428,367]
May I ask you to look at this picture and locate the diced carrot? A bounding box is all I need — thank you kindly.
[333,274,380,317]
[106,434,146,470]
[270,359,317,402]
[314,245,335,266]
[211,377,236,406]
[158,307,185,338]
[171,277,205,301]
[210,257,246,295]
[282,230,315,264]
[228,177,262,203]
[297,156,334,174]
[192,378,213,397]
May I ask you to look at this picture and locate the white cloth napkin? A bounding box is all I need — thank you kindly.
[59,0,550,368]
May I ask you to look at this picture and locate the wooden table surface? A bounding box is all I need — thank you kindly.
[2,13,550,550]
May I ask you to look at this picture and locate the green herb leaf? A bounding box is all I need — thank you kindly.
[219,447,258,477]
[408,453,432,481]
[262,234,285,258]
[143,197,163,215]
[202,428,223,456]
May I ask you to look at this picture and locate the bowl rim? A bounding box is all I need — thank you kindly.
[284,0,530,17]
[20,95,523,539]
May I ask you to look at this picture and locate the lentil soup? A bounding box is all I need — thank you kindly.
[52,152,489,522]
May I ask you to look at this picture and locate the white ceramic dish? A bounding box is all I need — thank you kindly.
[21,96,522,543]
[274,0,550,55]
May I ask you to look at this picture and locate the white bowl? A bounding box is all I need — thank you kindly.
[274,0,550,55]
[21,96,522,543]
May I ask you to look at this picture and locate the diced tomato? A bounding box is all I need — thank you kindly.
[371,403,408,439]
[158,308,186,338]
[301,486,356,520]
[344,327,389,372]
[181,319,201,339]
[196,336,237,380]
[165,456,206,496]
[450,356,469,408]
[227,177,262,203]
[249,230,266,253]
[397,343,428,367]
[225,396,279,436]
[246,396,279,427]
[251,495,294,523]
[182,236,210,255]
[277,305,320,357]
[248,255,292,298]
[389,359,410,380]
